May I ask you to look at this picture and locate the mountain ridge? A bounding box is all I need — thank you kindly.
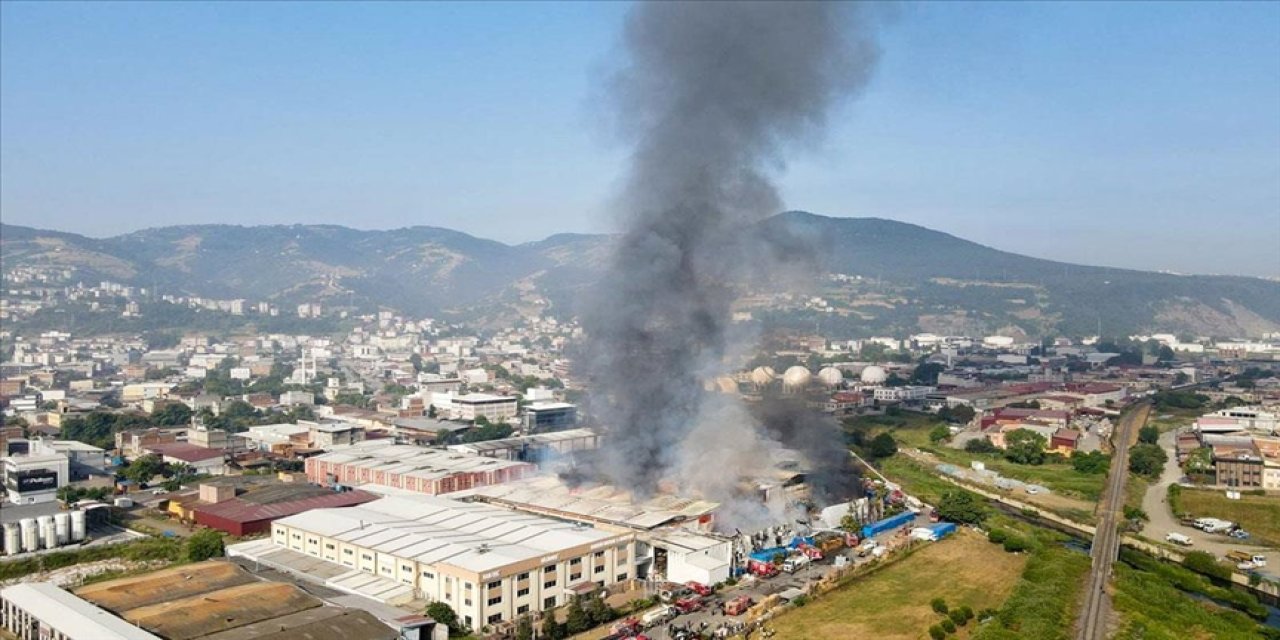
[3,212,1278,337]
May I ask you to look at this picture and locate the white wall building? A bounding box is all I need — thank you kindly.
[257,496,633,631]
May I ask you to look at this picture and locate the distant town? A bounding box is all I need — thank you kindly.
[2,268,1278,639]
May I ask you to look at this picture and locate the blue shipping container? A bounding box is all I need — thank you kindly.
[927,522,958,539]
[861,511,917,539]
[749,547,789,563]
[786,536,815,549]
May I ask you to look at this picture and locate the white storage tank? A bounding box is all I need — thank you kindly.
[54,513,71,545]
[19,518,38,553]
[113,497,134,508]
[70,510,87,541]
[38,515,56,550]
[2,523,19,556]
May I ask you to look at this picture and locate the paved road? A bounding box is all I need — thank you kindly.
[1077,402,1149,640]
[1139,429,1276,579]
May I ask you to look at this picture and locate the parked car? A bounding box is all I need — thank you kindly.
[1166,532,1194,546]
[1230,529,1251,540]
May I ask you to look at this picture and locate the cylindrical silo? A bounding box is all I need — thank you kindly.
[19,518,38,553]
[38,515,56,550]
[54,513,71,545]
[70,510,87,541]
[2,523,19,556]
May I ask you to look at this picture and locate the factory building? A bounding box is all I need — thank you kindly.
[447,428,600,463]
[522,402,578,432]
[190,483,380,536]
[451,393,518,423]
[250,495,633,630]
[0,582,161,640]
[2,453,69,504]
[305,440,535,495]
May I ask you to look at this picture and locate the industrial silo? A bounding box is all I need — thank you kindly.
[70,510,87,542]
[54,513,71,545]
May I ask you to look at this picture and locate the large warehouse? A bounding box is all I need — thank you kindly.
[260,495,634,631]
[305,441,535,495]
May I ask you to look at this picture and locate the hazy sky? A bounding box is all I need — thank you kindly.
[2,2,1278,277]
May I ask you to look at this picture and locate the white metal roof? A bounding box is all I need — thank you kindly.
[0,582,161,640]
[275,495,623,574]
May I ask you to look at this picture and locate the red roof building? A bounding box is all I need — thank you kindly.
[194,487,378,536]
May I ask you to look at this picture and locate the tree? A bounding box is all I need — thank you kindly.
[1003,429,1047,465]
[936,490,987,525]
[540,612,565,640]
[1071,451,1110,474]
[911,361,945,386]
[515,615,534,640]
[1138,425,1159,445]
[585,594,613,625]
[1183,551,1232,581]
[839,505,862,533]
[929,425,951,444]
[185,528,224,561]
[931,597,949,614]
[121,455,167,485]
[868,433,898,459]
[965,438,999,454]
[1129,443,1168,478]
[565,596,590,634]
[426,602,463,636]
[151,402,193,426]
[939,404,976,424]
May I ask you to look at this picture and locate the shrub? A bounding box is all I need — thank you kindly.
[948,609,969,626]
[958,605,974,622]
[185,529,224,562]
[941,619,956,633]
[931,597,949,614]
[792,595,810,607]
[929,625,946,640]
[977,607,997,621]
[1002,535,1030,553]
[987,528,1008,544]
[1182,550,1232,582]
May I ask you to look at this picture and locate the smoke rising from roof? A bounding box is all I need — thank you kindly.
[581,1,881,528]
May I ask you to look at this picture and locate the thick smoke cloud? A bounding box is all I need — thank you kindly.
[581,2,879,527]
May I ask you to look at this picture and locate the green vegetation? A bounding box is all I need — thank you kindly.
[868,432,899,459]
[1172,488,1280,546]
[971,526,1091,640]
[1137,425,1159,445]
[1152,390,1209,411]
[0,537,184,582]
[185,529,225,562]
[1128,443,1168,478]
[1070,450,1109,474]
[936,490,988,525]
[1112,549,1273,639]
[56,485,112,503]
[853,411,1105,501]
[425,601,465,636]
[1003,429,1048,465]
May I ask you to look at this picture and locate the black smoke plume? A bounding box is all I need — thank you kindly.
[580,1,880,527]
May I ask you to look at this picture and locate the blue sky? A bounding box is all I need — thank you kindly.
[2,1,1277,277]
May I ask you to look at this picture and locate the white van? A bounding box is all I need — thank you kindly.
[641,605,675,627]
[1166,532,1193,546]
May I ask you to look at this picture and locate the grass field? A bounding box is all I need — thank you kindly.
[1175,488,1280,548]
[970,524,1092,640]
[1111,553,1269,640]
[850,412,1106,502]
[771,531,1026,640]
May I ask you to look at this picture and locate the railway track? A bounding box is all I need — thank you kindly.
[1076,401,1150,640]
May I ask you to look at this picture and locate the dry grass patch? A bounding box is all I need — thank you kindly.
[772,530,1025,640]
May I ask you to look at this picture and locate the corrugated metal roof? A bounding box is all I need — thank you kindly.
[0,582,160,640]
[197,489,378,524]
